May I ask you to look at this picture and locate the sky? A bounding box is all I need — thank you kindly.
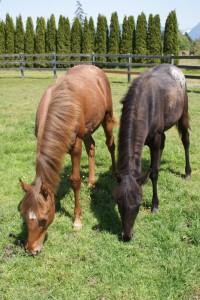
[0,0,199,30]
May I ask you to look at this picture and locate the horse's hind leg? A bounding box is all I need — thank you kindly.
[159,133,166,165]
[178,118,191,179]
[83,136,96,187]
[102,113,116,175]
[70,137,82,229]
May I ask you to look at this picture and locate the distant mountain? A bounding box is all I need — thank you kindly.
[180,28,192,35]
[180,23,200,40]
[119,22,200,40]
[188,22,200,40]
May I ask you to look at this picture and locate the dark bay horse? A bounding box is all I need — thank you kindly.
[115,64,191,241]
[20,65,116,254]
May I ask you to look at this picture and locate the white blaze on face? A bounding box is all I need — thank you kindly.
[29,211,37,220]
[170,66,185,89]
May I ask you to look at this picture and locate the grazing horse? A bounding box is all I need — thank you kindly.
[20,65,116,254]
[115,64,191,242]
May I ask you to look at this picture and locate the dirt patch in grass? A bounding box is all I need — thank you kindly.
[4,244,15,260]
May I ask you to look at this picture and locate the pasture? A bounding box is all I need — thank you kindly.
[0,70,200,299]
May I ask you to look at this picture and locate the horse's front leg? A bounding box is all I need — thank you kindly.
[149,132,162,213]
[70,137,82,229]
[83,136,96,187]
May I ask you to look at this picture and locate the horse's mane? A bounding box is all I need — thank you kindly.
[117,76,144,176]
[115,74,148,207]
[36,76,81,192]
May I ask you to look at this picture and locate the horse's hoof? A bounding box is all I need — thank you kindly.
[73,222,82,230]
[184,175,191,180]
[87,182,95,188]
[151,207,158,213]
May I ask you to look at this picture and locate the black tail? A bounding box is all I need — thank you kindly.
[177,86,190,137]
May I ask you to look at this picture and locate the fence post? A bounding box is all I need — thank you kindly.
[91,52,95,65]
[52,53,57,79]
[19,53,24,79]
[127,53,131,83]
[170,54,174,65]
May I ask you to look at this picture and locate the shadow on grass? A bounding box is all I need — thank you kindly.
[161,164,189,179]
[13,151,184,250]
[89,166,121,236]
[142,147,187,178]
[111,81,128,84]
[57,162,122,238]
[54,165,73,217]
[187,88,200,94]
[55,161,123,238]
[14,162,121,249]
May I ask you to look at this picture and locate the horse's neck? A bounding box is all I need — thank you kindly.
[131,136,145,177]
[119,135,145,178]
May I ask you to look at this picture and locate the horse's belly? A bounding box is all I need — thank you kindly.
[77,104,105,138]
[84,112,104,134]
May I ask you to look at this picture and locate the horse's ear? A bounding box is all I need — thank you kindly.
[136,169,151,186]
[115,172,122,183]
[40,185,49,200]
[19,178,30,192]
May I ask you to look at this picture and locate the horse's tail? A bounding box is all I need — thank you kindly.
[36,77,81,192]
[177,86,190,137]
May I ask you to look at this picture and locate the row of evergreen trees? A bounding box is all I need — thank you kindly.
[0,10,179,64]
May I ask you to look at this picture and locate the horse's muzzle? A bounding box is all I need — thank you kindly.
[122,232,133,242]
[25,242,43,256]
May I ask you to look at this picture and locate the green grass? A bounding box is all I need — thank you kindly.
[0,71,200,300]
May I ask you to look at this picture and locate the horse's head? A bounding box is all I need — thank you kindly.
[115,171,150,241]
[19,178,55,255]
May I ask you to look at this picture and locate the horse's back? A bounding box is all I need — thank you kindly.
[140,64,187,132]
[36,65,113,142]
[66,65,112,108]
[65,65,113,135]
[156,64,187,127]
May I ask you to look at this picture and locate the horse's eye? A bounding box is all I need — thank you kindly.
[21,214,26,221]
[38,219,47,228]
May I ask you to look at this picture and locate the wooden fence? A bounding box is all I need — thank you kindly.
[0,53,200,82]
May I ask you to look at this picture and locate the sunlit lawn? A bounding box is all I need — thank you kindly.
[0,70,200,300]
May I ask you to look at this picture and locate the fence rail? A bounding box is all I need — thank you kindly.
[0,53,200,81]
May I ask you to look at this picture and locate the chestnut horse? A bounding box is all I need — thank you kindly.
[115,64,191,241]
[20,65,116,254]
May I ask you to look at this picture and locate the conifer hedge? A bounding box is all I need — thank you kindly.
[0,10,181,68]
[25,17,34,67]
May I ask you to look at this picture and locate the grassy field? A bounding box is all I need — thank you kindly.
[0,70,200,300]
